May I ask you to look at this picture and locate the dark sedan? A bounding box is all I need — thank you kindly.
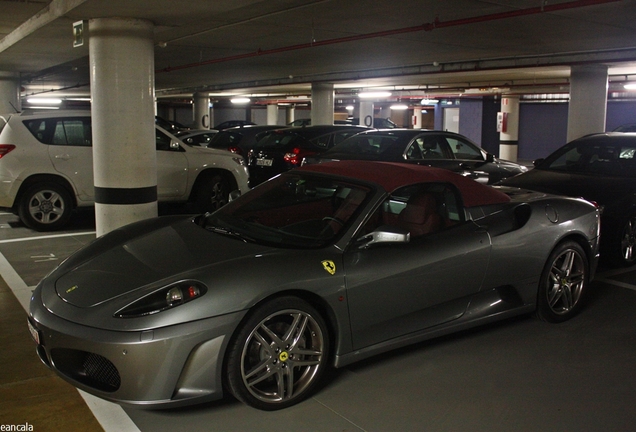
[500,132,636,266]
[304,129,527,184]
[247,125,370,187]
[205,125,284,158]
[28,161,599,411]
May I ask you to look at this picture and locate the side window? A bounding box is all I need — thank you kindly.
[312,134,332,149]
[25,119,49,143]
[362,183,463,238]
[52,120,91,146]
[446,137,483,161]
[411,136,447,159]
[24,117,91,146]
[156,128,175,151]
[334,131,359,146]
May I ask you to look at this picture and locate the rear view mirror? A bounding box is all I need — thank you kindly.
[357,226,410,249]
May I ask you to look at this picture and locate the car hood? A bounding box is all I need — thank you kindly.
[52,216,276,308]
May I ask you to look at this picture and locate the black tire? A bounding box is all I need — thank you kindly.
[225,297,329,410]
[195,174,230,214]
[536,241,588,323]
[18,183,73,231]
[614,214,636,266]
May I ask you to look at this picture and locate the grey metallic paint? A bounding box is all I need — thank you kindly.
[28,167,600,408]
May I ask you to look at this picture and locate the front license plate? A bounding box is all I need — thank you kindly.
[27,319,41,345]
[256,158,273,167]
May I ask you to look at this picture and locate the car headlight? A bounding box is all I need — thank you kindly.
[114,280,207,318]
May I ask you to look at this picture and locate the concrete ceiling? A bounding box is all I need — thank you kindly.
[2,0,636,106]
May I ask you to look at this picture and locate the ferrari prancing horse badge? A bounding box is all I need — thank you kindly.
[321,260,336,275]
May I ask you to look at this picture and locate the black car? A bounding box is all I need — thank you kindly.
[174,129,218,147]
[304,129,527,185]
[155,116,190,132]
[205,125,285,158]
[214,120,256,130]
[247,125,370,187]
[499,132,636,266]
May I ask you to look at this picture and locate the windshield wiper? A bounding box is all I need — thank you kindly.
[206,225,255,243]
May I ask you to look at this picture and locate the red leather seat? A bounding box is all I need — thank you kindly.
[398,192,442,236]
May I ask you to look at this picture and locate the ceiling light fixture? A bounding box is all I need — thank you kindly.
[420,98,439,105]
[26,98,62,105]
[231,97,251,104]
[359,91,391,99]
[390,104,408,110]
[624,83,636,90]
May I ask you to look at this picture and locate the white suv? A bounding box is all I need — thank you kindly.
[0,110,249,231]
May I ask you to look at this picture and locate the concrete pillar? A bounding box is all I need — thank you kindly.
[193,92,210,129]
[285,106,295,125]
[89,18,156,236]
[267,104,279,125]
[499,96,520,162]
[358,101,374,127]
[311,83,334,125]
[0,71,20,113]
[412,107,423,129]
[567,64,608,142]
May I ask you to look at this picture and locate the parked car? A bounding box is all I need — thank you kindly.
[28,161,600,410]
[155,116,190,132]
[174,129,218,147]
[304,129,527,184]
[248,125,370,186]
[0,111,249,231]
[288,118,396,128]
[613,123,636,132]
[214,120,256,130]
[205,125,285,157]
[499,132,636,266]
[351,117,398,128]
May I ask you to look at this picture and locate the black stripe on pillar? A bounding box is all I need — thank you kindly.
[94,186,157,205]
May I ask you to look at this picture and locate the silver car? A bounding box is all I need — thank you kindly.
[28,161,600,410]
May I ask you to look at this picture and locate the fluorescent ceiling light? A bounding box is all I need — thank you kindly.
[390,104,408,110]
[624,83,636,90]
[359,91,391,99]
[420,98,439,105]
[231,97,251,104]
[26,98,62,105]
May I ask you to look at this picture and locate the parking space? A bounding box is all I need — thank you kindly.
[2,210,636,431]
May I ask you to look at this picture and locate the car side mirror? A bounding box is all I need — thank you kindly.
[229,190,241,202]
[357,226,410,249]
[485,153,495,162]
[170,140,181,150]
[533,158,544,167]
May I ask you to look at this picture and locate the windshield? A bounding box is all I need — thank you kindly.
[204,172,372,248]
[538,140,636,178]
[323,133,407,159]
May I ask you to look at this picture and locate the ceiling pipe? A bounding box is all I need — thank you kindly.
[157,0,620,74]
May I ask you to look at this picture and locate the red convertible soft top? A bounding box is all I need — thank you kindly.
[298,160,511,207]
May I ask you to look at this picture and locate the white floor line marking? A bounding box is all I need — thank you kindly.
[0,231,96,244]
[0,251,141,432]
[594,276,636,291]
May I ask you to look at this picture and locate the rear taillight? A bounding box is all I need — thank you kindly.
[228,146,242,155]
[284,147,316,165]
[0,145,15,159]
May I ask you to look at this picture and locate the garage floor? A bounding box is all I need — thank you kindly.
[2,209,636,432]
